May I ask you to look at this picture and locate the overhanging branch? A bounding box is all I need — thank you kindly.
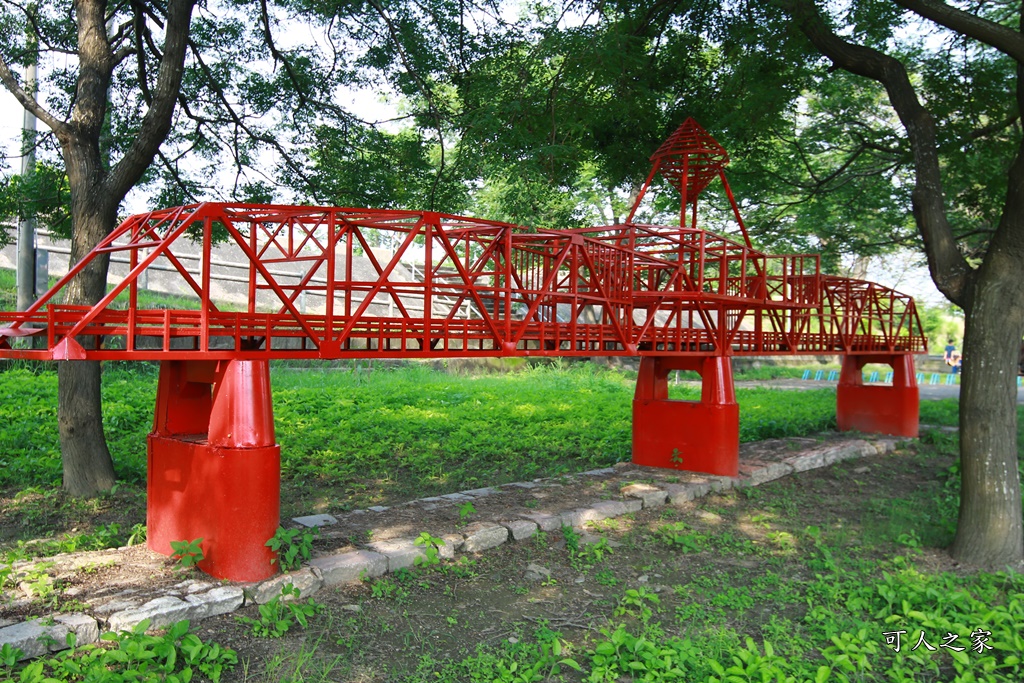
[780,0,973,306]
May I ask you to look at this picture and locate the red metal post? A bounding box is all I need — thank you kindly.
[148,359,280,581]
[836,354,919,437]
[632,355,739,476]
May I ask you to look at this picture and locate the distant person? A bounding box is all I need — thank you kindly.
[944,340,961,375]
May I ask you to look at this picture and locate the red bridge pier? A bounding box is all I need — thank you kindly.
[836,354,919,437]
[148,359,280,581]
[631,353,920,476]
[632,356,740,477]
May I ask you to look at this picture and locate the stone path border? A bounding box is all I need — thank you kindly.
[1,435,898,661]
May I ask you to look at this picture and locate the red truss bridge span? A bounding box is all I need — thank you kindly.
[0,120,926,581]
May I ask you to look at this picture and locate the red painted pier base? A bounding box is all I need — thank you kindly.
[148,359,280,581]
[632,356,739,476]
[836,354,919,438]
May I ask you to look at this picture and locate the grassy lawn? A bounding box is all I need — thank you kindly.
[0,323,1021,680]
[0,360,922,522]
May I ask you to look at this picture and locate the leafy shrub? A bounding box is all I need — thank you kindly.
[266,526,317,572]
[237,584,324,638]
[7,619,236,682]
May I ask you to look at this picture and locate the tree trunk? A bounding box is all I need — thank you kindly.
[58,361,116,496]
[57,197,118,497]
[951,258,1024,570]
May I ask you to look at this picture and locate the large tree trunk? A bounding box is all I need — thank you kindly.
[57,199,117,497]
[951,181,1024,570]
[953,289,1024,569]
[59,361,115,496]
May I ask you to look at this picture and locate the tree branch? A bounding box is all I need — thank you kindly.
[0,55,66,134]
[178,38,315,189]
[781,0,973,306]
[258,0,310,110]
[106,0,196,200]
[366,0,449,209]
[970,112,1020,140]
[893,0,1024,63]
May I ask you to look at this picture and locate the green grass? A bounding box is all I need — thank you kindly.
[0,363,974,496]
[0,363,859,502]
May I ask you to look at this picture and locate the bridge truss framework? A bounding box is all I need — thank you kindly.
[0,120,926,580]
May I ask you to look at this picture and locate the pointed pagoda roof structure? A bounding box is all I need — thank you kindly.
[649,118,730,201]
[626,118,749,246]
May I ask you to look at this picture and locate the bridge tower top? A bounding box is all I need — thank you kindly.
[649,117,730,202]
[626,118,749,246]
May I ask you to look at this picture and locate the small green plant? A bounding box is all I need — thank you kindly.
[458,501,476,523]
[169,537,204,569]
[578,537,614,566]
[7,619,236,682]
[1,642,22,668]
[237,584,324,638]
[615,587,661,624]
[126,523,147,546]
[655,521,705,553]
[266,526,318,572]
[670,448,684,467]
[413,531,445,568]
[562,525,587,571]
[594,568,621,587]
[369,577,410,602]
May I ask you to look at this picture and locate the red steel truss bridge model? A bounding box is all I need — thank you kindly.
[0,119,926,580]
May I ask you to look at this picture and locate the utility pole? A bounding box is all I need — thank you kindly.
[15,40,37,311]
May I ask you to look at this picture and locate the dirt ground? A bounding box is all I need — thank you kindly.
[2,431,963,681]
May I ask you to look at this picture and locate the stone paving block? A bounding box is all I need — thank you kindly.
[621,483,668,508]
[92,597,141,615]
[252,567,324,604]
[368,506,390,513]
[737,461,794,487]
[664,481,711,504]
[502,482,540,489]
[56,613,100,647]
[559,508,586,528]
[0,613,99,661]
[564,499,641,528]
[501,519,538,541]
[439,533,464,559]
[820,444,852,466]
[580,468,616,477]
[1,620,53,660]
[518,512,563,532]
[707,476,735,493]
[440,493,473,502]
[462,522,508,553]
[107,596,192,633]
[786,450,826,473]
[368,538,427,572]
[461,486,500,498]
[309,550,387,586]
[292,514,338,528]
[183,586,244,620]
[620,499,644,514]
